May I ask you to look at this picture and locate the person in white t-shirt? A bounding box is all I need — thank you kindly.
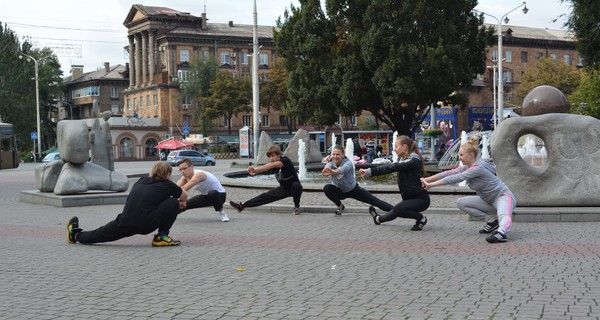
[176,158,230,222]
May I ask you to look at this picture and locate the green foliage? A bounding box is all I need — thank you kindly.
[568,67,600,118]
[275,0,493,136]
[513,57,582,109]
[0,23,63,152]
[179,57,219,131]
[563,0,600,68]
[201,71,252,135]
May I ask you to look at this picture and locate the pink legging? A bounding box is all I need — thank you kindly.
[456,191,516,234]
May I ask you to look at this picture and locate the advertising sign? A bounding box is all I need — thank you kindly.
[239,126,250,157]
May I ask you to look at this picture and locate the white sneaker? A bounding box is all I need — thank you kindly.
[219,212,230,222]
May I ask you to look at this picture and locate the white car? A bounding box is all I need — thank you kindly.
[42,152,61,163]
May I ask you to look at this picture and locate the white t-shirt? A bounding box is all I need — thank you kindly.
[192,169,226,194]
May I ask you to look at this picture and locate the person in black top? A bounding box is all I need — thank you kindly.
[229,145,303,215]
[359,135,430,230]
[66,161,188,246]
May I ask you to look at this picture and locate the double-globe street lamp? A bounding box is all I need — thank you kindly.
[477,2,528,125]
[19,53,52,156]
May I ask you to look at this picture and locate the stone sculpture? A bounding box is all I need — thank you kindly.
[491,85,600,206]
[35,120,128,195]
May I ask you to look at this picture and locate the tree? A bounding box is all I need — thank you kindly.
[201,71,252,135]
[0,23,62,152]
[563,0,600,68]
[569,68,600,119]
[260,59,298,132]
[179,57,219,134]
[275,0,493,136]
[512,57,582,110]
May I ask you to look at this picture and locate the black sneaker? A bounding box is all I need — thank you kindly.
[411,216,427,231]
[368,206,380,225]
[334,204,345,216]
[479,219,499,234]
[66,216,81,244]
[486,231,508,243]
[229,201,244,213]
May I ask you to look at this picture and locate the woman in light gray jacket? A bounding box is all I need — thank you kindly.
[421,136,516,243]
[322,145,393,216]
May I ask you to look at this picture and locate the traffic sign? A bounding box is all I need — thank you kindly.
[183,127,190,135]
[31,132,38,140]
[183,121,189,128]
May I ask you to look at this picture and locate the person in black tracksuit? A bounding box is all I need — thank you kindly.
[66,161,188,246]
[229,145,303,215]
[359,135,430,231]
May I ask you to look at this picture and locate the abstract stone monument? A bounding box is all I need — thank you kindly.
[35,120,128,195]
[491,85,600,206]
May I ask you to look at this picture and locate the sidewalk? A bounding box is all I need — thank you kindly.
[2,162,600,319]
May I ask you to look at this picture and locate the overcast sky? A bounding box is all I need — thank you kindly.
[1,0,571,76]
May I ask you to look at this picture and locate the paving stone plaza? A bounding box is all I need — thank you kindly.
[2,161,599,319]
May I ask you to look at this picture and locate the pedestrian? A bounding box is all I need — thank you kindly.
[359,135,430,230]
[229,145,303,215]
[420,135,516,243]
[322,145,394,216]
[176,158,230,222]
[66,161,188,246]
[160,150,166,161]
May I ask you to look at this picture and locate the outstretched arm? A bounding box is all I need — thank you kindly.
[248,161,283,176]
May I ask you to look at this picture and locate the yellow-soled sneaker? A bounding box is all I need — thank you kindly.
[152,234,181,247]
[67,216,80,244]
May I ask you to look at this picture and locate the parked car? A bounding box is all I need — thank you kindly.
[42,152,61,163]
[166,150,216,167]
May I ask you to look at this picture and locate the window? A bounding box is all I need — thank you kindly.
[146,95,150,108]
[182,95,191,109]
[491,49,498,62]
[504,50,512,62]
[203,50,210,59]
[153,93,158,107]
[521,51,528,63]
[260,53,269,65]
[550,53,557,60]
[145,139,158,157]
[536,52,543,59]
[262,115,269,127]
[502,70,512,83]
[220,51,231,65]
[127,99,131,110]
[140,96,144,109]
[177,70,190,82]
[243,115,251,126]
[111,105,120,114]
[111,87,119,98]
[119,137,134,158]
[180,49,190,63]
[279,115,288,126]
[350,115,357,126]
[241,52,249,64]
[133,98,138,111]
[223,116,230,127]
[564,54,571,65]
[577,55,584,67]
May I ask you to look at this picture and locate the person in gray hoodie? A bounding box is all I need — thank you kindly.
[421,136,516,243]
[322,145,393,216]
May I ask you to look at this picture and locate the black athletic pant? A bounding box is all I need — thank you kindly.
[323,184,394,211]
[243,181,303,208]
[181,190,226,213]
[379,192,430,223]
[77,197,179,244]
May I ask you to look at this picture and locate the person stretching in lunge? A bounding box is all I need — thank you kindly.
[66,161,187,246]
[359,135,430,231]
[322,145,394,216]
[229,145,303,215]
[176,158,230,222]
[421,135,516,243]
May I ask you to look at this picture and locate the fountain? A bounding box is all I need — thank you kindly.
[392,131,398,163]
[298,140,307,180]
[330,133,337,156]
[345,138,354,161]
[517,135,546,167]
[481,134,490,161]
[437,130,493,169]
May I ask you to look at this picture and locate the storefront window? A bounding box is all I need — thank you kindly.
[120,137,134,158]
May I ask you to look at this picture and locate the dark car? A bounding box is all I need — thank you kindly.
[166,150,216,167]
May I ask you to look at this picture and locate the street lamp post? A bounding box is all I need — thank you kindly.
[486,65,497,128]
[19,53,51,156]
[478,2,528,124]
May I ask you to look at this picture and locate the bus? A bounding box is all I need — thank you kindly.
[0,123,19,169]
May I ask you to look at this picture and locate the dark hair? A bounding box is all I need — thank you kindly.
[266,145,281,157]
[397,135,424,172]
[176,158,193,167]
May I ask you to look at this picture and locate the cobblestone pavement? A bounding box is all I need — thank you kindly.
[1,161,599,320]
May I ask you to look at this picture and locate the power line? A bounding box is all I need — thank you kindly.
[3,21,124,33]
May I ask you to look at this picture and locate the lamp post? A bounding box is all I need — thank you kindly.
[251,0,260,161]
[19,53,52,156]
[478,2,528,124]
[486,65,497,128]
